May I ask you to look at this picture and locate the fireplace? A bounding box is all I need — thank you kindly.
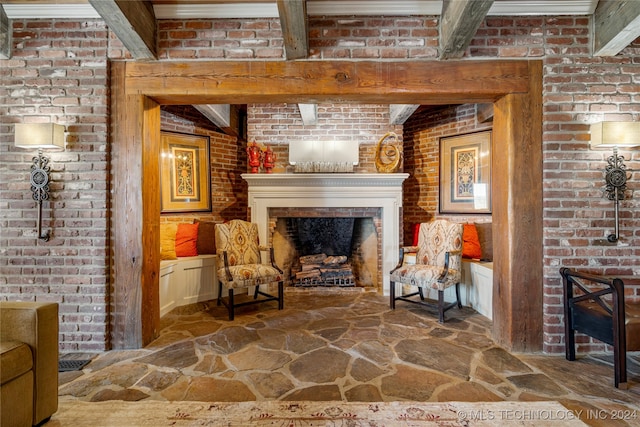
[243,173,408,294]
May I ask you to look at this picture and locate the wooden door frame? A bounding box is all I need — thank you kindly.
[110,59,543,352]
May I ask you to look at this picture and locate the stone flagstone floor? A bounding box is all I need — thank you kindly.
[56,288,640,426]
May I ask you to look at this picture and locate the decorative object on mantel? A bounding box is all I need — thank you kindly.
[289,140,358,173]
[246,141,263,173]
[590,121,639,243]
[294,161,353,173]
[374,131,402,173]
[262,145,276,173]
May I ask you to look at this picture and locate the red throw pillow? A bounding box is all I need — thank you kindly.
[175,223,199,257]
[462,223,482,259]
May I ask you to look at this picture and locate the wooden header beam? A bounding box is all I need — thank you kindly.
[124,60,532,105]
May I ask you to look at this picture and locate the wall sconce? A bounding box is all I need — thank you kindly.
[14,123,65,241]
[590,121,639,243]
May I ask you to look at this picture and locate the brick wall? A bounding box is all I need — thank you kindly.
[0,19,111,351]
[1,15,639,354]
[160,106,247,224]
[402,105,493,244]
[247,103,403,173]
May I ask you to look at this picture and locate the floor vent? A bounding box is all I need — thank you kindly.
[58,360,91,372]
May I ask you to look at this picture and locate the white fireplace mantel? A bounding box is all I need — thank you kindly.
[243,173,409,294]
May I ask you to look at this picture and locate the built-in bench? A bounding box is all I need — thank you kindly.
[160,255,219,317]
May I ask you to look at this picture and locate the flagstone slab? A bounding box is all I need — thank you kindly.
[380,365,451,400]
[247,372,295,399]
[135,341,198,369]
[353,340,394,365]
[136,370,182,391]
[59,363,149,397]
[194,354,230,374]
[395,338,474,379]
[350,357,387,382]
[90,388,149,402]
[344,384,383,401]
[506,373,565,396]
[481,347,533,375]
[197,326,260,354]
[283,384,342,401]
[227,347,291,371]
[289,348,351,383]
[435,381,503,402]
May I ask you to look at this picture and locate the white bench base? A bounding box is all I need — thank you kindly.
[159,255,220,317]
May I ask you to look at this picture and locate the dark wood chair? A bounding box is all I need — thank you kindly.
[561,267,640,389]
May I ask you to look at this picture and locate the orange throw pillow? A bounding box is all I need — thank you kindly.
[462,223,482,259]
[175,223,199,257]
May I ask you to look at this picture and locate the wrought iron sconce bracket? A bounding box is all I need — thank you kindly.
[30,149,52,241]
[603,147,633,243]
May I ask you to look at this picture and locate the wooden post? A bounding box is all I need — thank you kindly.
[491,61,543,352]
[110,61,161,349]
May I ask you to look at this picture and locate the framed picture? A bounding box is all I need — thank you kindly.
[160,131,211,213]
[439,130,492,214]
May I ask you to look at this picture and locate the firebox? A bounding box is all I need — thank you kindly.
[273,216,379,288]
[243,173,408,295]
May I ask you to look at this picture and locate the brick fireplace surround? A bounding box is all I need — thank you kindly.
[243,173,409,295]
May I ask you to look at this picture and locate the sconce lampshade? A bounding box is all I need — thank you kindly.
[590,121,640,149]
[14,123,65,149]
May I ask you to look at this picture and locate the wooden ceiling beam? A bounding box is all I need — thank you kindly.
[125,60,531,105]
[0,6,11,59]
[88,0,157,60]
[193,104,241,137]
[276,0,308,60]
[389,104,420,124]
[298,104,318,125]
[593,0,640,57]
[439,0,494,60]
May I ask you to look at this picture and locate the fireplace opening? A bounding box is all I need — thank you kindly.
[272,216,379,289]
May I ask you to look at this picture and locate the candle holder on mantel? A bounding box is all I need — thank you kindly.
[263,145,276,173]
[246,141,263,173]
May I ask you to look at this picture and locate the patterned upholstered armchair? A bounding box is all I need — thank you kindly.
[389,219,464,323]
[214,220,284,320]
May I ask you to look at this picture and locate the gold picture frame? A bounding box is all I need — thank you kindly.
[439,130,492,214]
[160,131,211,213]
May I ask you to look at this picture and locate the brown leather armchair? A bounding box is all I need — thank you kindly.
[1,301,59,426]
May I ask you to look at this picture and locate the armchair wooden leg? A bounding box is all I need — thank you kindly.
[455,282,462,308]
[254,285,260,299]
[438,290,445,323]
[418,288,425,301]
[217,281,223,306]
[390,281,396,309]
[278,282,284,310]
[228,289,235,321]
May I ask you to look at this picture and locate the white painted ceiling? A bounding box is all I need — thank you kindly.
[2,0,600,19]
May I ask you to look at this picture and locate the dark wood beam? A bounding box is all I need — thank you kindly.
[88,0,157,60]
[439,0,494,59]
[276,0,308,60]
[125,60,531,105]
[593,0,640,56]
[0,6,11,59]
